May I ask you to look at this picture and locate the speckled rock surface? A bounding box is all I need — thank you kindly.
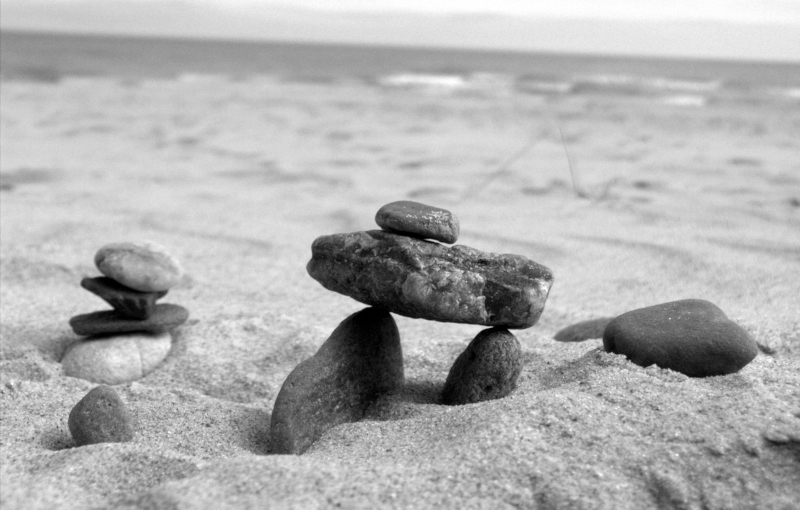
[307,230,553,329]
[81,277,167,320]
[69,304,189,336]
[68,385,134,446]
[95,241,184,292]
[442,327,523,405]
[61,332,173,384]
[269,307,404,454]
[375,200,460,244]
[603,299,758,377]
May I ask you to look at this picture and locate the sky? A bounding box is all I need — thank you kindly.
[225,0,800,23]
[2,0,800,61]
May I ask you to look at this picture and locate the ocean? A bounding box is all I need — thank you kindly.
[2,30,799,105]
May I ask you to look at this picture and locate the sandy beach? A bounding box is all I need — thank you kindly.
[1,74,799,508]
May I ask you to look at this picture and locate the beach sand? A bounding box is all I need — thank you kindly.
[1,76,799,509]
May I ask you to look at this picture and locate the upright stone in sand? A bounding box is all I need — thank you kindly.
[68,385,134,446]
[442,327,522,405]
[375,200,460,244]
[269,307,404,455]
[307,230,553,329]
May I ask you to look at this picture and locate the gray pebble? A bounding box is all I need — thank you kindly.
[68,385,134,446]
[442,327,522,405]
[375,200,460,244]
[554,317,614,342]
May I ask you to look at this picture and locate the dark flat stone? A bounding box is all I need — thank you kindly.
[69,304,189,336]
[68,385,134,446]
[554,317,614,342]
[81,277,167,320]
[307,230,554,329]
[442,327,522,405]
[603,299,758,377]
[269,307,404,455]
[375,200,460,244]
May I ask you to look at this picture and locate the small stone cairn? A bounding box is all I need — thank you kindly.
[62,241,189,385]
[269,201,555,454]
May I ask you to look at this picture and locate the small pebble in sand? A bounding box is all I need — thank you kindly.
[69,304,189,336]
[375,200,460,244]
[61,331,172,384]
[603,299,758,377]
[442,327,522,405]
[95,241,184,292]
[81,277,167,320]
[68,385,134,446]
[269,307,404,455]
[554,317,614,342]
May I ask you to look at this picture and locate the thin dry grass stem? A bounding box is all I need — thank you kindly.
[557,125,589,199]
[457,136,538,204]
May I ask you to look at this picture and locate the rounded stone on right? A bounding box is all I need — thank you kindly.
[603,299,758,377]
[442,327,522,405]
[375,200,460,244]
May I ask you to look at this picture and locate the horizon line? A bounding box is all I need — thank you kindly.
[3,27,800,66]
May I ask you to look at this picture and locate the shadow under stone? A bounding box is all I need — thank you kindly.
[363,379,445,421]
[40,425,75,451]
[236,407,272,455]
[0,168,58,191]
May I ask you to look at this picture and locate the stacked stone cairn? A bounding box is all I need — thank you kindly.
[269,201,555,454]
[61,241,189,385]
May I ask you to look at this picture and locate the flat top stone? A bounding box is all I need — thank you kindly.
[307,230,554,329]
[70,303,189,336]
[375,200,460,244]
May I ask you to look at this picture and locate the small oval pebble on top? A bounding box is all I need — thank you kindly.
[95,241,183,292]
[375,200,460,244]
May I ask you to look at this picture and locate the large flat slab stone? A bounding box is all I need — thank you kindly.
[307,230,554,329]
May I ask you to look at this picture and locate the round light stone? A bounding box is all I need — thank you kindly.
[95,241,183,292]
[61,332,172,385]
